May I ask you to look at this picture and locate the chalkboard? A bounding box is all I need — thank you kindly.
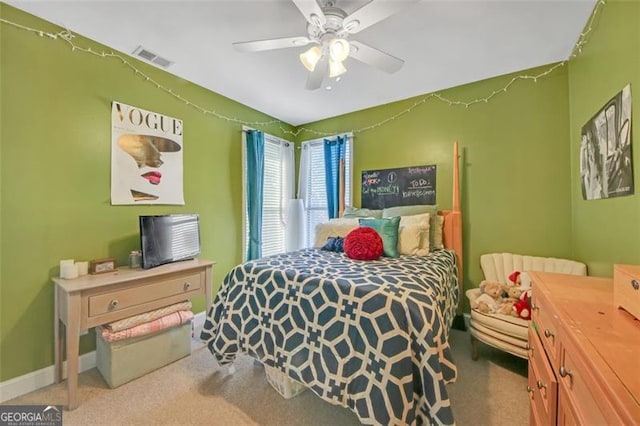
[361,165,436,209]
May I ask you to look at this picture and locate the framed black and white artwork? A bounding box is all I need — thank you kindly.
[580,84,633,200]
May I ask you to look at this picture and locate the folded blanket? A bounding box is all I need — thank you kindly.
[104,301,192,332]
[100,310,194,342]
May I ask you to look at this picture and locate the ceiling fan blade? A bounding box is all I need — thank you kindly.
[233,36,311,53]
[349,40,404,74]
[343,0,419,34]
[291,0,326,28]
[305,56,328,90]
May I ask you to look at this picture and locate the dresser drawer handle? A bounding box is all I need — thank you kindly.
[183,282,191,291]
[536,380,547,390]
[632,279,639,290]
[526,385,534,394]
[109,299,119,310]
[531,303,540,311]
[544,329,554,338]
[559,366,573,379]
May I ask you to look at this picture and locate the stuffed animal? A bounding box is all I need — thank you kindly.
[472,281,504,313]
[513,299,531,320]
[511,288,533,319]
[496,299,516,315]
[509,270,532,290]
[496,285,524,316]
[519,272,532,290]
[508,271,521,287]
[503,285,523,301]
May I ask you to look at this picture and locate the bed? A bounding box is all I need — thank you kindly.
[201,142,463,425]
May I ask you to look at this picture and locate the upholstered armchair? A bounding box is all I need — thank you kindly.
[466,253,587,360]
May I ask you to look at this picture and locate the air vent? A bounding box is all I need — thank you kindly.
[132,46,174,68]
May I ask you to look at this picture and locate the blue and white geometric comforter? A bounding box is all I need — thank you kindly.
[201,249,459,425]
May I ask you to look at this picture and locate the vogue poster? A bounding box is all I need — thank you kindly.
[111,101,184,205]
[580,84,633,200]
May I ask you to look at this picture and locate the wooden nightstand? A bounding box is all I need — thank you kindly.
[53,258,214,410]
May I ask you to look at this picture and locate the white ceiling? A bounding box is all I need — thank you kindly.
[8,0,597,126]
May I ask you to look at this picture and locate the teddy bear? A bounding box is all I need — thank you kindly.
[496,299,516,315]
[495,284,524,316]
[471,280,504,313]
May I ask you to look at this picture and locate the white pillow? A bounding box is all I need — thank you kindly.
[398,213,430,256]
[433,215,445,249]
[313,221,358,248]
[398,223,429,256]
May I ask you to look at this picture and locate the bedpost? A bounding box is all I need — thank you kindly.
[453,141,460,214]
[451,141,466,330]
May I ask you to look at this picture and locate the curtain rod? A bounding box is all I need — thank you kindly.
[241,129,354,149]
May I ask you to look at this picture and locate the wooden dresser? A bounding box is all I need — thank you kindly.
[527,271,640,425]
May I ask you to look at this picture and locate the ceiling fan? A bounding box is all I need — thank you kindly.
[232,0,418,90]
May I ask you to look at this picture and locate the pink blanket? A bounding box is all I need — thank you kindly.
[100,310,194,342]
[104,301,192,332]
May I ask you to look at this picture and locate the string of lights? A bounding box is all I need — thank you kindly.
[0,0,605,138]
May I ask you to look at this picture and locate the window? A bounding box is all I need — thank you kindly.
[298,134,352,247]
[242,128,294,259]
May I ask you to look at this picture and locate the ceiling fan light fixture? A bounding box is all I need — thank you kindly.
[299,45,322,71]
[329,38,350,62]
[329,59,347,78]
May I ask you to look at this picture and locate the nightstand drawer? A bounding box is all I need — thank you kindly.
[88,272,202,317]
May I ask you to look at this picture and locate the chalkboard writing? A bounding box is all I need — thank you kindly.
[361,165,436,209]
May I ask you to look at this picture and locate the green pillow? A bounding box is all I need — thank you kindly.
[343,206,383,219]
[359,217,400,258]
[382,204,438,248]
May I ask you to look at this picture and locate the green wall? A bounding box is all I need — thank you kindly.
[298,65,574,301]
[0,4,294,381]
[568,0,640,276]
[2,0,638,385]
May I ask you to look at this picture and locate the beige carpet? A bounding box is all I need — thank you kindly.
[6,329,528,425]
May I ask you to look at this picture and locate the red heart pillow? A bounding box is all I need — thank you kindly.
[344,227,383,260]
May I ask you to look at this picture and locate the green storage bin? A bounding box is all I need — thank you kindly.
[96,322,191,388]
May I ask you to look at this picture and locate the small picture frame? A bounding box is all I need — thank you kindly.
[90,257,117,274]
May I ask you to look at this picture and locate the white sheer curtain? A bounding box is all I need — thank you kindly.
[297,133,353,248]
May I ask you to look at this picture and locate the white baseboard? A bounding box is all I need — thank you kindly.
[1,313,209,403]
[0,351,96,403]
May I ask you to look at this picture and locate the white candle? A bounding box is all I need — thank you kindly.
[61,263,79,279]
[59,259,74,278]
[76,261,89,276]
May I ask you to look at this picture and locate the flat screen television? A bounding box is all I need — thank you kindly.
[139,214,201,269]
